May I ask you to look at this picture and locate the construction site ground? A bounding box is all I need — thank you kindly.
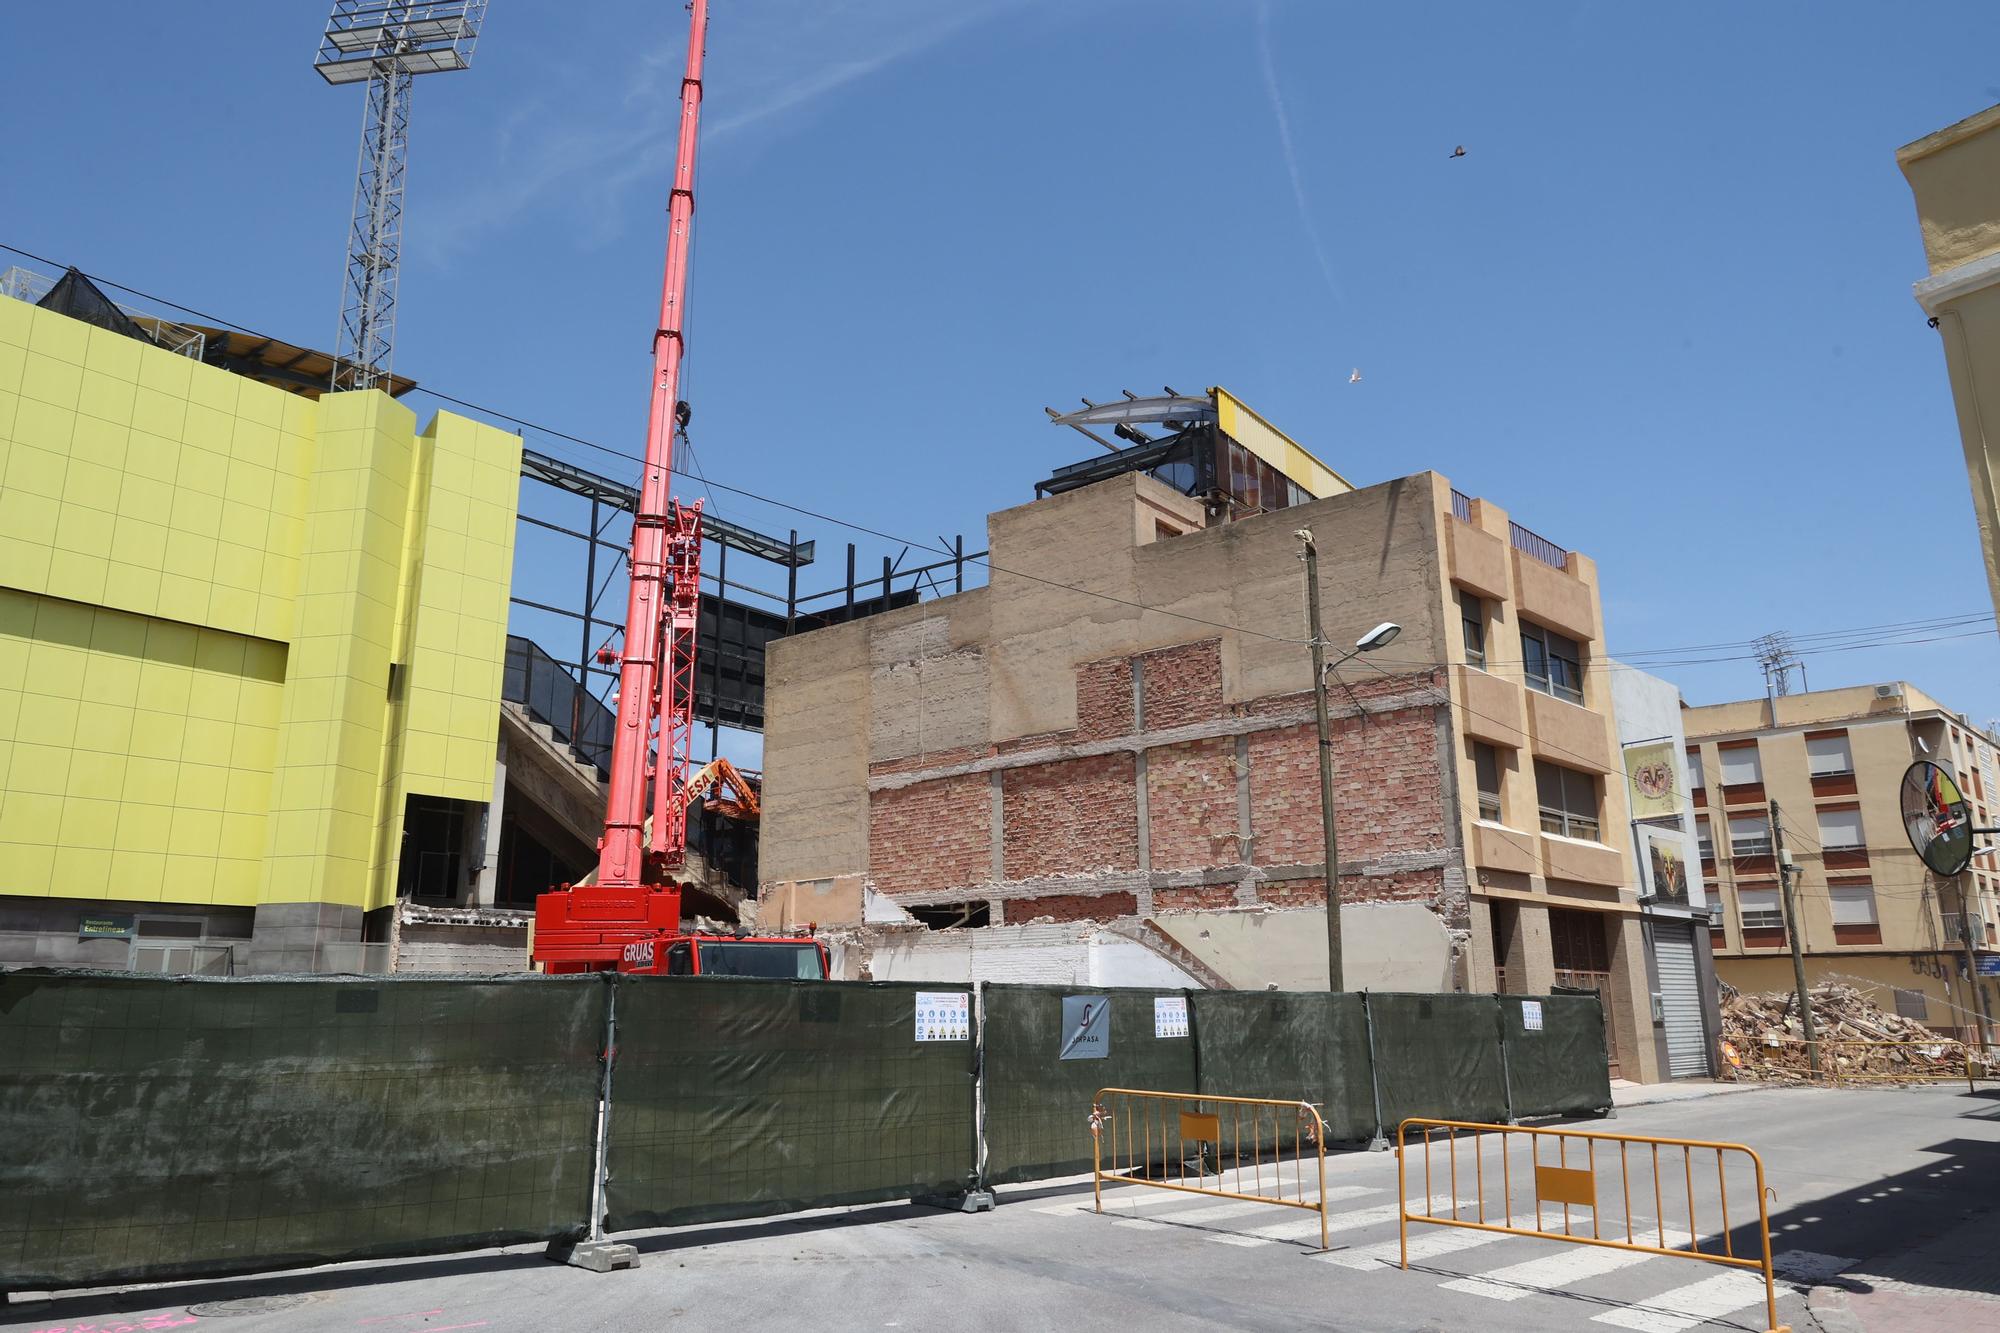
[7,1084,1996,1333]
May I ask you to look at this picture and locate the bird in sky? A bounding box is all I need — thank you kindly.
[1450,145,1466,159]
[1348,368,1362,384]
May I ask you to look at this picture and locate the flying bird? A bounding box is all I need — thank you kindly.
[1348,368,1362,385]
[1450,145,1466,159]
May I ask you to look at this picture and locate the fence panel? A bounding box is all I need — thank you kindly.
[1367,992,1508,1129]
[981,985,1196,1185]
[0,970,605,1291]
[1499,992,1614,1118]
[603,977,976,1230]
[1190,990,1376,1143]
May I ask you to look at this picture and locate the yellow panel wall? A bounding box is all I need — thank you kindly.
[0,293,522,916]
[0,588,284,904]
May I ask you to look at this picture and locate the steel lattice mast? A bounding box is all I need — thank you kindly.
[597,0,710,888]
[315,1,488,392]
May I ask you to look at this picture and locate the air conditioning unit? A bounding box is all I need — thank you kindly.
[1876,684,1904,700]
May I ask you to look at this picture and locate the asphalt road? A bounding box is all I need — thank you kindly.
[7,1084,1997,1333]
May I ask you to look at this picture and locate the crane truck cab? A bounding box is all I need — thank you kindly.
[617,931,829,978]
[532,881,829,979]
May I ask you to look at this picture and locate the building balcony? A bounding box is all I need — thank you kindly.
[1471,819,1538,877]
[1446,516,1510,602]
[1526,689,1613,774]
[1454,665,1525,748]
[1540,831,1626,887]
[1512,547,1594,643]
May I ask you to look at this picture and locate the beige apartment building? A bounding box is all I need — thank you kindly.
[1685,683,1999,1041]
[758,390,1667,1079]
[1899,104,2000,623]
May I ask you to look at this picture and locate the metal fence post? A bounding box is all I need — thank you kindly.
[549,976,638,1271]
[974,979,990,1191]
[1498,999,1517,1125]
[1362,990,1391,1152]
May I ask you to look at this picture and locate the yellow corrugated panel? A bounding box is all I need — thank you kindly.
[1210,386,1354,499]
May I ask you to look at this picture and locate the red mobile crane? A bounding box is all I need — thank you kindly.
[531,0,827,981]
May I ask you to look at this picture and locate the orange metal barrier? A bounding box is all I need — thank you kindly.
[1397,1119,1788,1333]
[1091,1088,1328,1249]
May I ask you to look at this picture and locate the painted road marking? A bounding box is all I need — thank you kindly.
[1590,1270,1775,1331]
[1206,1196,1460,1246]
[1439,1245,1656,1301]
[1316,1226,1510,1270]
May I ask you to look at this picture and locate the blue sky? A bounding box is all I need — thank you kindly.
[8,0,2000,757]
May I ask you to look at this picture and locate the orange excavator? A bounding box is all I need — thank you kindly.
[529,0,826,981]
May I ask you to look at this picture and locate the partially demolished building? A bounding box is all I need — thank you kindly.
[757,389,1664,1081]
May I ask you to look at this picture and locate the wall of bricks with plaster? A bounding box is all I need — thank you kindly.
[862,637,1461,927]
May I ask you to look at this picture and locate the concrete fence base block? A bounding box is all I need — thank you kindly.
[914,1190,995,1213]
[546,1239,639,1272]
[1366,1132,1392,1153]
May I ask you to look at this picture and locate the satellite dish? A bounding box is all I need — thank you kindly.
[1901,760,1973,876]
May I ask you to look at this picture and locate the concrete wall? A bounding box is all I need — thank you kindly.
[1152,903,1455,992]
[867,921,1203,987]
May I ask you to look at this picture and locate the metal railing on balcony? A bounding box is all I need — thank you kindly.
[1509,520,1570,570]
[1450,488,1473,523]
[504,635,614,781]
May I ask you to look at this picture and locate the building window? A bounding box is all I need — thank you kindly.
[1829,881,1878,926]
[1695,815,1713,860]
[1474,742,1502,822]
[1686,748,1704,791]
[1535,760,1600,841]
[1718,743,1763,787]
[1727,813,1773,858]
[1459,590,1487,669]
[1738,887,1785,931]
[1521,622,1583,704]
[1893,988,1928,1021]
[1806,732,1853,777]
[1816,806,1864,852]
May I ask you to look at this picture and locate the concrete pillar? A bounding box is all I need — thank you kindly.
[469,747,507,907]
[1466,899,1499,990]
[1508,900,1557,993]
[1608,914,1664,1083]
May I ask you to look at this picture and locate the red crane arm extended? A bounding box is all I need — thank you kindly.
[598,0,709,890]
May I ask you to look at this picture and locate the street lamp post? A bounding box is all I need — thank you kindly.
[1297,525,1400,992]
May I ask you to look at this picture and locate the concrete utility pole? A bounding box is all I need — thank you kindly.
[1952,877,1993,1053]
[1299,530,1344,992]
[1770,800,1819,1075]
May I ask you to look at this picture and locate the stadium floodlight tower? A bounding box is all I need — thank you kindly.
[314,1,489,392]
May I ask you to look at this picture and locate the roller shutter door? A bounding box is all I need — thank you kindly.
[1654,922,1709,1078]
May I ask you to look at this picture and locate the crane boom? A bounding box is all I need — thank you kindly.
[598,0,709,892]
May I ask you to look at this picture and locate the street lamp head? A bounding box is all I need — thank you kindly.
[1355,621,1401,652]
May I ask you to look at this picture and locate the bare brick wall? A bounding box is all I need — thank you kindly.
[869,772,990,895]
[1246,684,1446,870]
[1002,754,1139,878]
[1075,656,1134,739]
[1154,884,1239,912]
[1139,639,1224,729]
[1012,890,1139,923]
[1147,737,1239,869]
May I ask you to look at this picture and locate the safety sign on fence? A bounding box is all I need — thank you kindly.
[1060,995,1111,1059]
[915,991,970,1041]
[1521,999,1543,1031]
[1154,996,1189,1038]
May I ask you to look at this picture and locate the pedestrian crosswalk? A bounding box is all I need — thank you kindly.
[1031,1178,1843,1332]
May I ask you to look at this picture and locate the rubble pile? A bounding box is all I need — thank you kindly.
[1717,983,1969,1083]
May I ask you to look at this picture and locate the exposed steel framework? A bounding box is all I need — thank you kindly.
[598,0,709,890]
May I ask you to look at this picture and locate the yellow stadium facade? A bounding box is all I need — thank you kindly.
[0,289,521,972]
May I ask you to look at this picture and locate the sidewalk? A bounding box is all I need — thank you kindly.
[1809,1198,2000,1332]
[1609,1077,1771,1108]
